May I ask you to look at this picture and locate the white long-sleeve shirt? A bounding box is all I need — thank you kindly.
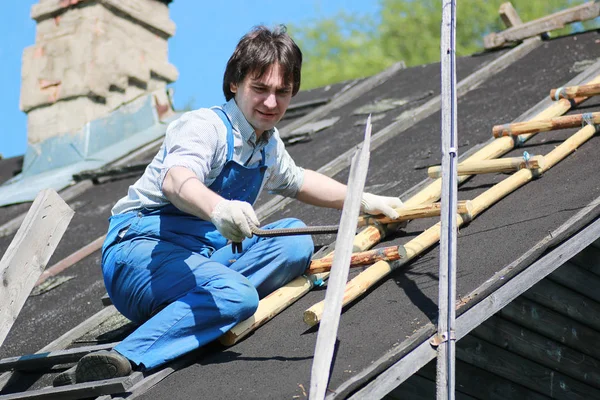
[111,99,305,215]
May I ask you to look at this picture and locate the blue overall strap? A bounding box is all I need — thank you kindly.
[212,107,234,161]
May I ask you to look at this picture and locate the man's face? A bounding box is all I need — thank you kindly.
[230,63,293,138]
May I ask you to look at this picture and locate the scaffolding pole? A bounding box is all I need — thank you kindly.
[437,0,458,399]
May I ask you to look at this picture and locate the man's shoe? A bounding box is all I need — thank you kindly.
[52,365,77,387]
[75,350,132,383]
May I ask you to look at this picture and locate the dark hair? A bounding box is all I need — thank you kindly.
[223,25,302,101]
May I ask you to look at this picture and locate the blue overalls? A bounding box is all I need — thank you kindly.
[101,108,313,370]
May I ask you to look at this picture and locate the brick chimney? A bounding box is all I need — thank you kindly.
[20,0,178,145]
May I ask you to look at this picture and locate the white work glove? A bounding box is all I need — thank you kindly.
[210,199,260,242]
[360,192,403,220]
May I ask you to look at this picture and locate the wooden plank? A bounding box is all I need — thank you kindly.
[106,351,200,400]
[547,264,600,306]
[499,2,523,28]
[0,189,74,348]
[310,117,371,400]
[472,315,600,390]
[339,215,600,399]
[522,278,600,331]
[569,245,600,276]
[255,37,543,223]
[456,334,600,399]
[418,358,550,400]
[0,343,116,373]
[500,297,600,361]
[484,1,600,49]
[0,372,142,400]
[0,306,119,392]
[35,234,105,287]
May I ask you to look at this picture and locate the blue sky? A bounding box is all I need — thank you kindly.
[0,1,380,159]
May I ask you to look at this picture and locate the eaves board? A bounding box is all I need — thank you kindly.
[136,33,600,399]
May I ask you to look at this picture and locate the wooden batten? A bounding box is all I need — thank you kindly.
[357,201,471,226]
[550,82,600,100]
[427,156,544,178]
[492,112,600,137]
[219,225,384,346]
[483,1,600,49]
[306,245,407,274]
[499,2,523,28]
[0,189,74,348]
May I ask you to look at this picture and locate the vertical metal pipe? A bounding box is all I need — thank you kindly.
[437,0,458,399]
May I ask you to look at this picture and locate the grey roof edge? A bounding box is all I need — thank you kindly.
[333,198,600,399]
[278,61,407,139]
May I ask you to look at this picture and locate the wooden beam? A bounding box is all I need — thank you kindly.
[0,189,74,348]
[357,201,472,226]
[501,297,600,361]
[492,112,600,137]
[456,334,600,398]
[484,1,600,49]
[306,245,407,274]
[0,372,142,400]
[0,343,116,373]
[499,2,523,28]
[550,82,600,100]
[427,157,544,179]
[0,306,119,392]
[473,315,600,390]
[35,234,105,287]
[310,117,372,400]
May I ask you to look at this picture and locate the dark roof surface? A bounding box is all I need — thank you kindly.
[1,29,600,399]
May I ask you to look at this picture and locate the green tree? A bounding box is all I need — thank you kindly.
[292,0,583,90]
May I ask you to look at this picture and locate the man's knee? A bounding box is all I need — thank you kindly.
[213,276,259,322]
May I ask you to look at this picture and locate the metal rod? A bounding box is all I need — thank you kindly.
[437,0,458,399]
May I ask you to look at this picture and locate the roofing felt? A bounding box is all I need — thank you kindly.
[0,29,600,399]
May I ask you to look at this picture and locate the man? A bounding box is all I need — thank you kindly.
[55,25,402,385]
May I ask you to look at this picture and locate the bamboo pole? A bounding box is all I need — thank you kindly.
[550,82,600,100]
[219,224,387,346]
[357,201,472,226]
[223,73,600,346]
[303,123,599,326]
[427,156,545,178]
[492,112,600,137]
[307,245,407,274]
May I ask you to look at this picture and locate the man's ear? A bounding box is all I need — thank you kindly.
[230,82,238,94]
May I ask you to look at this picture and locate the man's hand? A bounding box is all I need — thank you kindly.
[210,199,260,242]
[361,193,403,220]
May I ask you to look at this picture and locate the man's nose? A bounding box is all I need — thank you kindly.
[264,93,277,109]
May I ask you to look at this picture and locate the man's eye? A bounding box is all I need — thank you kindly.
[253,86,266,92]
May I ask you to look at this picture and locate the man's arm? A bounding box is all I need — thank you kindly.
[295,169,403,219]
[295,169,346,210]
[162,166,222,220]
[162,166,259,242]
